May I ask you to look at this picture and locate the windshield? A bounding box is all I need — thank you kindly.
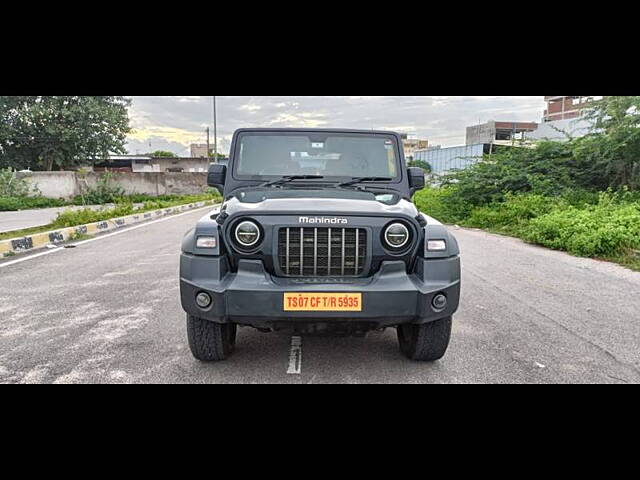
[234,133,400,181]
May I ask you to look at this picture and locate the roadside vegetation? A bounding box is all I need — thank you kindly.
[0,170,222,241]
[0,191,221,242]
[414,96,640,271]
[1,170,220,211]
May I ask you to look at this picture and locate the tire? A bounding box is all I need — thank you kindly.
[186,314,237,362]
[397,316,452,362]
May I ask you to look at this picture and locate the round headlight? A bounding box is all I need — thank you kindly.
[235,221,261,247]
[384,223,410,249]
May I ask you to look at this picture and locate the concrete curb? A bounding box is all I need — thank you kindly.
[0,201,217,257]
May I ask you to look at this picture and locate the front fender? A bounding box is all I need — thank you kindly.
[421,213,460,259]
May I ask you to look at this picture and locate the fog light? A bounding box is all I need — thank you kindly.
[432,294,447,310]
[196,292,212,309]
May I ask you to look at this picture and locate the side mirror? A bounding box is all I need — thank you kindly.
[408,167,425,195]
[207,164,227,195]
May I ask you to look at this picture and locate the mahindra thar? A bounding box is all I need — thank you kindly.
[180,129,461,362]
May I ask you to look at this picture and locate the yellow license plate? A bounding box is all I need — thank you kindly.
[283,293,362,312]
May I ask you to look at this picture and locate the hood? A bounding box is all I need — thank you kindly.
[221,188,419,218]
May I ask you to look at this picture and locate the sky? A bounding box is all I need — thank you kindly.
[125,96,548,156]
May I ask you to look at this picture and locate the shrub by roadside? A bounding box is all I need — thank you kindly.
[521,193,640,258]
[51,193,221,229]
[414,188,640,270]
[0,192,221,241]
[0,196,69,211]
[1,191,222,212]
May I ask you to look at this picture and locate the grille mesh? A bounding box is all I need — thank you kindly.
[278,227,367,277]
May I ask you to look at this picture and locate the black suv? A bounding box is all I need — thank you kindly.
[180,129,461,361]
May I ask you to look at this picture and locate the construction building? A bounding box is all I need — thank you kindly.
[190,144,212,158]
[466,121,538,146]
[542,96,603,122]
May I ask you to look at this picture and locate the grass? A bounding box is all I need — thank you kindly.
[0,192,221,241]
[68,232,92,242]
[0,196,70,211]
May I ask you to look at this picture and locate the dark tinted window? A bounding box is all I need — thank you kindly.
[236,133,399,179]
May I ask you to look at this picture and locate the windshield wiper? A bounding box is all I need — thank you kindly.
[337,177,392,188]
[261,175,324,188]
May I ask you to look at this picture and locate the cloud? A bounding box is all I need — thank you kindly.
[126,96,546,154]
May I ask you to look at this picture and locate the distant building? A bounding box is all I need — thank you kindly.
[191,143,226,158]
[399,134,429,159]
[466,121,538,146]
[190,144,209,158]
[543,96,603,122]
[93,155,152,173]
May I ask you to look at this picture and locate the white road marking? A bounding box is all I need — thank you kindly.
[0,205,219,269]
[287,336,303,375]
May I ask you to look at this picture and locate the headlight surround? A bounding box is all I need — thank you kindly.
[383,222,410,249]
[234,220,261,248]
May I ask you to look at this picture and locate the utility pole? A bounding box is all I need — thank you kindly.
[212,96,218,163]
[206,127,210,161]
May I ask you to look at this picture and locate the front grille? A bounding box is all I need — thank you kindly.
[278,227,367,277]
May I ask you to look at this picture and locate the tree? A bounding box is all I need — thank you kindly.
[0,96,131,171]
[208,152,227,161]
[408,159,432,173]
[146,150,176,158]
[574,96,640,189]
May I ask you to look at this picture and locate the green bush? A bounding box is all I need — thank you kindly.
[413,187,471,224]
[72,190,221,207]
[51,192,220,229]
[52,204,136,228]
[0,196,69,211]
[75,172,126,205]
[521,193,640,257]
[0,168,36,197]
[464,194,568,234]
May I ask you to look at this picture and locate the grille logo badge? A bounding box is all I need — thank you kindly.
[299,217,348,225]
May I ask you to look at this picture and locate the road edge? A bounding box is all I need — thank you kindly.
[0,201,218,258]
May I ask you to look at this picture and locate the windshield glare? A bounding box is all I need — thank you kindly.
[236,134,399,180]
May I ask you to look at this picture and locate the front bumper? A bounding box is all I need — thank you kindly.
[180,254,460,329]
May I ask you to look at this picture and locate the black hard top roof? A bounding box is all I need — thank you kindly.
[233,128,402,137]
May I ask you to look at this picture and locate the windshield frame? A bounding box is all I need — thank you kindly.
[231,130,405,186]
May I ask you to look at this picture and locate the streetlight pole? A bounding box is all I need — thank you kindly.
[212,96,218,163]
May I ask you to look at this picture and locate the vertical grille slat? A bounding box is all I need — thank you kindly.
[328,227,332,276]
[285,228,290,276]
[341,228,345,276]
[313,228,318,276]
[355,228,359,275]
[300,227,304,276]
[279,227,367,278]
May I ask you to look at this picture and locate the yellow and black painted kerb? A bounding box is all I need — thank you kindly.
[0,201,216,258]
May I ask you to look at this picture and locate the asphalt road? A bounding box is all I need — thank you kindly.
[1,207,639,384]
